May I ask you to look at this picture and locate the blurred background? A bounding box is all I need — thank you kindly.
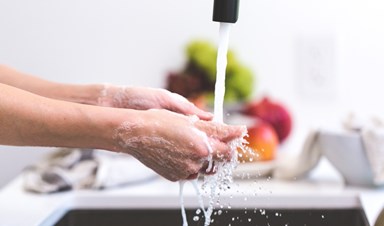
[1,0,384,188]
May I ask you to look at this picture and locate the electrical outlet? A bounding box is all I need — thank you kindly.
[295,35,337,100]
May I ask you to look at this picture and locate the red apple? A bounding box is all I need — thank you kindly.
[243,97,292,143]
[238,121,279,162]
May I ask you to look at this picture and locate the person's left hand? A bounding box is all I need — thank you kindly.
[98,86,212,120]
[111,109,245,181]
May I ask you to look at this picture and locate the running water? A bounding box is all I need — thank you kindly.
[213,22,232,123]
[179,22,246,226]
[199,22,234,226]
[179,181,188,226]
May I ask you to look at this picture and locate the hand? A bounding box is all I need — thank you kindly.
[98,86,212,120]
[113,109,246,181]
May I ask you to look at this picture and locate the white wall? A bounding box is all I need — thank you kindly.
[1,0,384,187]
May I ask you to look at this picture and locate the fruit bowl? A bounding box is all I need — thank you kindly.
[234,160,276,179]
[225,114,279,179]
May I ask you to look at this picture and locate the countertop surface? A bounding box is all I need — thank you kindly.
[0,158,383,226]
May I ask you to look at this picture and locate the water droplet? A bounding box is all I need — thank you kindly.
[218,210,223,215]
[195,209,201,214]
[321,215,325,219]
[193,216,199,221]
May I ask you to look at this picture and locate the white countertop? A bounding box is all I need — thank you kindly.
[0,159,383,226]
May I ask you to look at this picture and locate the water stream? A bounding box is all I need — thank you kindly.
[179,22,234,226]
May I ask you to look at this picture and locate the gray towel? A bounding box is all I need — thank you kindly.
[22,148,158,193]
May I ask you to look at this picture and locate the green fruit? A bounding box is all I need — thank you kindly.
[226,50,238,70]
[224,89,238,103]
[184,39,256,103]
[186,40,217,81]
[226,65,254,100]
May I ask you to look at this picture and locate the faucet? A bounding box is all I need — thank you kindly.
[212,0,239,23]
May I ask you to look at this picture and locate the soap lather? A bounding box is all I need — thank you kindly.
[213,0,239,23]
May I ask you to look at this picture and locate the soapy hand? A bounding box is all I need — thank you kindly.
[98,86,212,120]
[113,109,246,181]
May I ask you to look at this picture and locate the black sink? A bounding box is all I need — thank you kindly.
[54,208,369,226]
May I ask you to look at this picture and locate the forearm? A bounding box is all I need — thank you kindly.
[0,83,124,150]
[0,64,104,105]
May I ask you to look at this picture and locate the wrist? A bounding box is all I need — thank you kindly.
[96,107,144,153]
[96,84,129,108]
[57,83,105,105]
[105,109,153,154]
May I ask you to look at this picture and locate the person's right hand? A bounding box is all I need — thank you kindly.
[98,86,212,121]
[112,109,246,181]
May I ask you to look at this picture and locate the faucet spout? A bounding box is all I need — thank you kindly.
[213,0,239,23]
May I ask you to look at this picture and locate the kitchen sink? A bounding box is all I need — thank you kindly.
[40,194,370,226]
[54,208,368,226]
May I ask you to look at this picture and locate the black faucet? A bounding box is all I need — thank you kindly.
[212,0,239,23]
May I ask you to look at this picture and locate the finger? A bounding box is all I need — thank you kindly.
[180,103,213,121]
[188,106,213,121]
[209,139,232,161]
[186,173,199,180]
[168,93,213,120]
[200,161,217,175]
[196,122,247,142]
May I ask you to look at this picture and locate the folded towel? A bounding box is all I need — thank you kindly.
[343,113,384,186]
[23,149,158,193]
[273,129,322,180]
[360,124,384,185]
[274,113,384,187]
